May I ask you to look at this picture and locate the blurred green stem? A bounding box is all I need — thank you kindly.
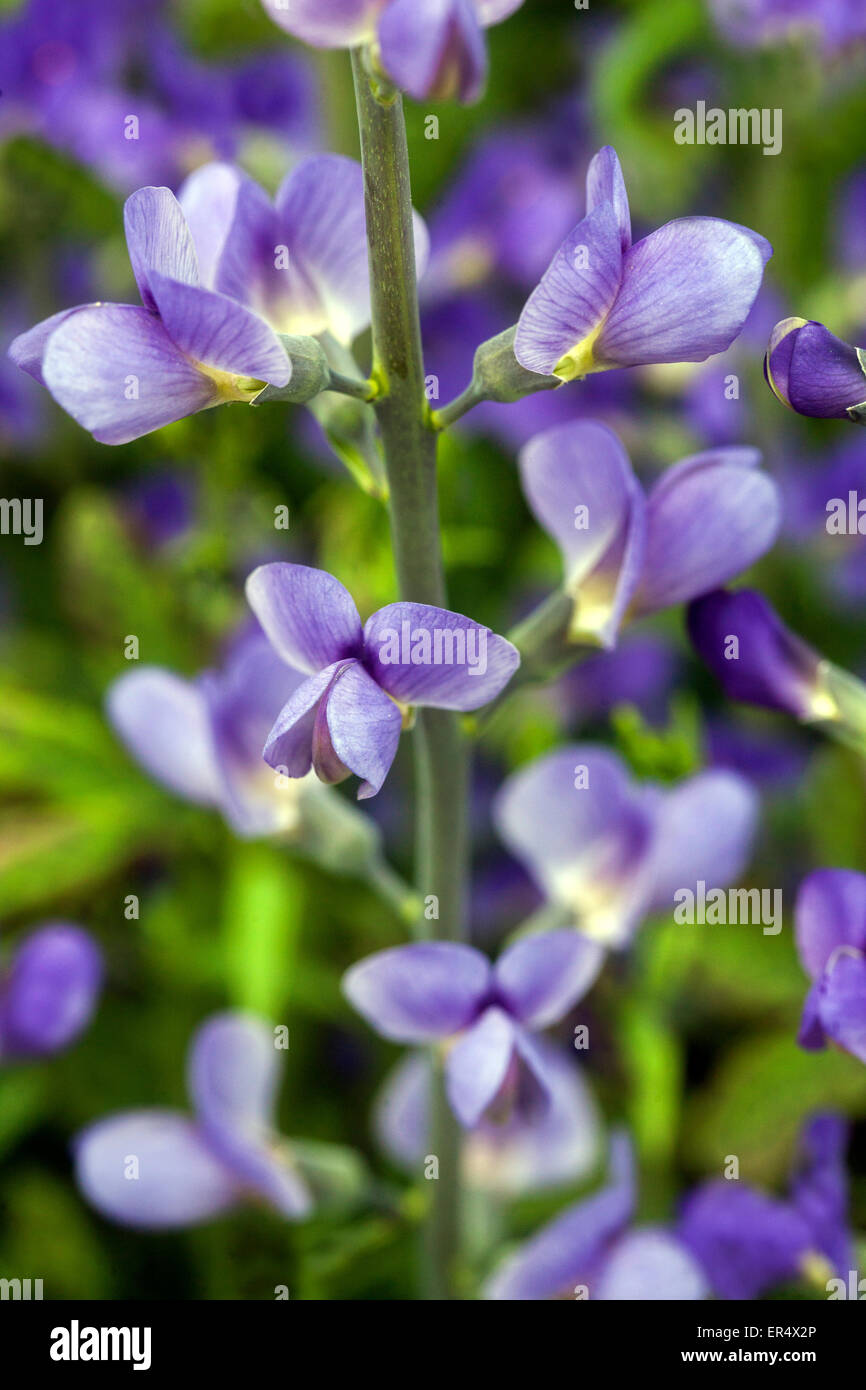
[352,45,468,1301]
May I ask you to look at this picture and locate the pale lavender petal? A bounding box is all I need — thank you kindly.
[123,186,199,312]
[445,1006,518,1126]
[148,273,291,386]
[635,452,780,613]
[262,665,340,777]
[596,1229,708,1300]
[816,953,866,1064]
[484,1131,635,1299]
[378,0,487,104]
[177,163,250,290]
[8,307,93,386]
[363,603,519,711]
[517,419,646,646]
[790,1114,853,1276]
[594,218,772,368]
[493,930,604,1027]
[245,563,363,674]
[106,667,221,805]
[475,0,524,20]
[42,304,217,445]
[0,925,103,1060]
[318,659,403,799]
[342,942,490,1042]
[798,981,826,1051]
[74,1111,238,1229]
[260,0,381,47]
[795,868,866,980]
[648,772,758,910]
[585,145,631,252]
[515,204,624,376]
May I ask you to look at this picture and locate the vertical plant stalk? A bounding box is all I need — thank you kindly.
[352,47,468,1300]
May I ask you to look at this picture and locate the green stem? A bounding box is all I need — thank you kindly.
[327,368,377,402]
[352,45,468,1301]
[431,381,485,431]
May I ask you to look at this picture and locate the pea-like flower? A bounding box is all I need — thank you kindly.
[495,746,757,947]
[519,421,780,648]
[75,1012,312,1228]
[765,317,866,422]
[343,931,604,1127]
[0,924,103,1063]
[261,0,524,104]
[679,1115,854,1300]
[514,145,771,382]
[795,869,866,1065]
[245,562,520,799]
[484,1132,707,1300]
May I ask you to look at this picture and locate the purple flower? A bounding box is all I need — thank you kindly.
[342,931,604,1126]
[484,1133,707,1300]
[519,421,780,648]
[0,924,103,1062]
[245,562,520,799]
[261,0,524,104]
[495,746,757,947]
[765,317,866,422]
[679,1115,854,1299]
[375,1040,600,1194]
[554,636,679,729]
[9,183,292,444]
[75,1012,312,1228]
[515,145,772,382]
[107,625,310,837]
[687,589,830,720]
[795,869,866,1064]
[710,0,866,54]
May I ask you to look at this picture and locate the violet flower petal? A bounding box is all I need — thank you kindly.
[147,272,291,386]
[596,1229,708,1300]
[260,0,381,48]
[790,1114,853,1276]
[595,218,772,369]
[262,664,343,777]
[318,658,403,798]
[493,929,604,1028]
[41,303,218,445]
[342,941,490,1042]
[123,186,200,312]
[378,0,487,104]
[647,771,758,911]
[106,667,221,805]
[445,1006,520,1126]
[0,925,103,1060]
[585,144,631,252]
[766,318,866,419]
[795,868,866,980]
[817,952,866,1063]
[8,307,93,386]
[74,1110,239,1229]
[678,1181,814,1300]
[364,602,519,710]
[636,452,780,613]
[246,563,363,675]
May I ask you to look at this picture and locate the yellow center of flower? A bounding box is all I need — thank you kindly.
[554,321,605,382]
[197,363,265,403]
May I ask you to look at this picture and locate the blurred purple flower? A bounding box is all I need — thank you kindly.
[687,589,828,719]
[245,562,519,799]
[519,421,780,648]
[0,924,103,1062]
[554,635,679,728]
[376,1040,600,1194]
[796,869,866,1063]
[75,1012,312,1228]
[484,1132,707,1299]
[495,745,757,947]
[107,624,310,837]
[679,1114,854,1298]
[710,0,866,54]
[261,0,524,104]
[123,472,197,549]
[343,931,603,1126]
[516,145,772,382]
[10,182,292,444]
[765,317,866,421]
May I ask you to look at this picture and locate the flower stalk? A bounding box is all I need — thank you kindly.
[351,43,468,1300]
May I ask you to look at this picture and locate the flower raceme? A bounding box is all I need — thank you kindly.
[484,1133,707,1300]
[514,145,772,383]
[764,317,866,422]
[9,155,416,444]
[245,562,520,799]
[519,421,780,649]
[75,1013,312,1228]
[494,746,757,948]
[795,869,866,1065]
[261,0,525,105]
[0,924,103,1063]
[342,931,604,1127]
